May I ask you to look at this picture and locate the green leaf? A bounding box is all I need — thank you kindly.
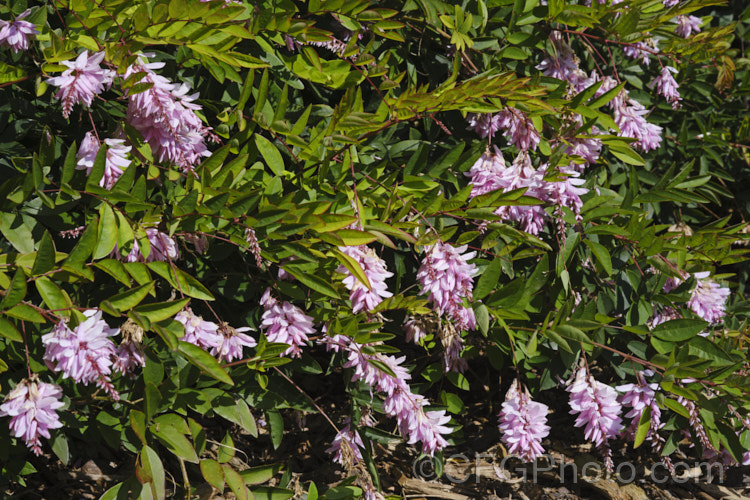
[240,463,284,485]
[5,304,45,323]
[1,268,27,309]
[31,231,56,275]
[86,146,108,191]
[282,267,340,299]
[583,239,612,275]
[250,486,294,500]
[266,410,283,450]
[332,248,371,291]
[130,410,147,445]
[136,445,166,500]
[223,465,248,500]
[93,204,118,260]
[149,422,199,463]
[335,229,377,246]
[35,277,72,311]
[474,258,501,300]
[133,298,190,323]
[0,317,22,342]
[102,282,155,313]
[177,341,234,385]
[474,303,489,335]
[255,135,285,176]
[633,405,651,449]
[64,221,98,271]
[652,319,708,342]
[201,459,225,491]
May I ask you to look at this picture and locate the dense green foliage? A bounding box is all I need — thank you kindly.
[1,0,750,497]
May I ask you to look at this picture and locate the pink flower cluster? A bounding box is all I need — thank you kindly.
[660,271,730,325]
[652,66,681,109]
[124,55,211,172]
[568,366,622,469]
[42,310,120,399]
[498,380,550,462]
[468,108,540,151]
[465,148,587,234]
[623,41,657,66]
[0,377,64,455]
[76,131,132,189]
[175,307,256,362]
[337,245,393,313]
[260,288,314,358]
[0,9,38,53]
[114,227,180,263]
[599,76,663,152]
[47,51,115,119]
[417,241,477,331]
[688,272,730,324]
[324,335,452,455]
[616,370,662,441]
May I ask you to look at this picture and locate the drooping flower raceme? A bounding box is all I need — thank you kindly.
[325,335,452,456]
[0,9,38,53]
[76,131,132,189]
[568,367,623,450]
[260,288,314,358]
[175,307,222,351]
[652,66,681,109]
[496,107,541,151]
[124,55,211,172]
[688,272,730,324]
[616,370,662,441]
[337,245,393,313]
[675,15,702,38]
[623,41,656,66]
[42,310,120,399]
[417,241,477,331]
[0,377,64,456]
[46,51,115,119]
[327,417,365,465]
[498,380,550,462]
[466,113,502,139]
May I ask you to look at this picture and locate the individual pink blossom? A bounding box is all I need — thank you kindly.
[124,55,211,172]
[47,51,115,119]
[417,241,477,331]
[211,323,256,362]
[568,367,623,451]
[498,380,550,462]
[76,131,132,189]
[175,307,222,351]
[337,245,393,313]
[663,0,679,6]
[42,310,120,399]
[0,9,38,53]
[688,272,730,324]
[0,377,64,456]
[260,288,314,358]
[496,107,541,151]
[652,66,681,109]
[675,15,702,38]
[117,228,180,263]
